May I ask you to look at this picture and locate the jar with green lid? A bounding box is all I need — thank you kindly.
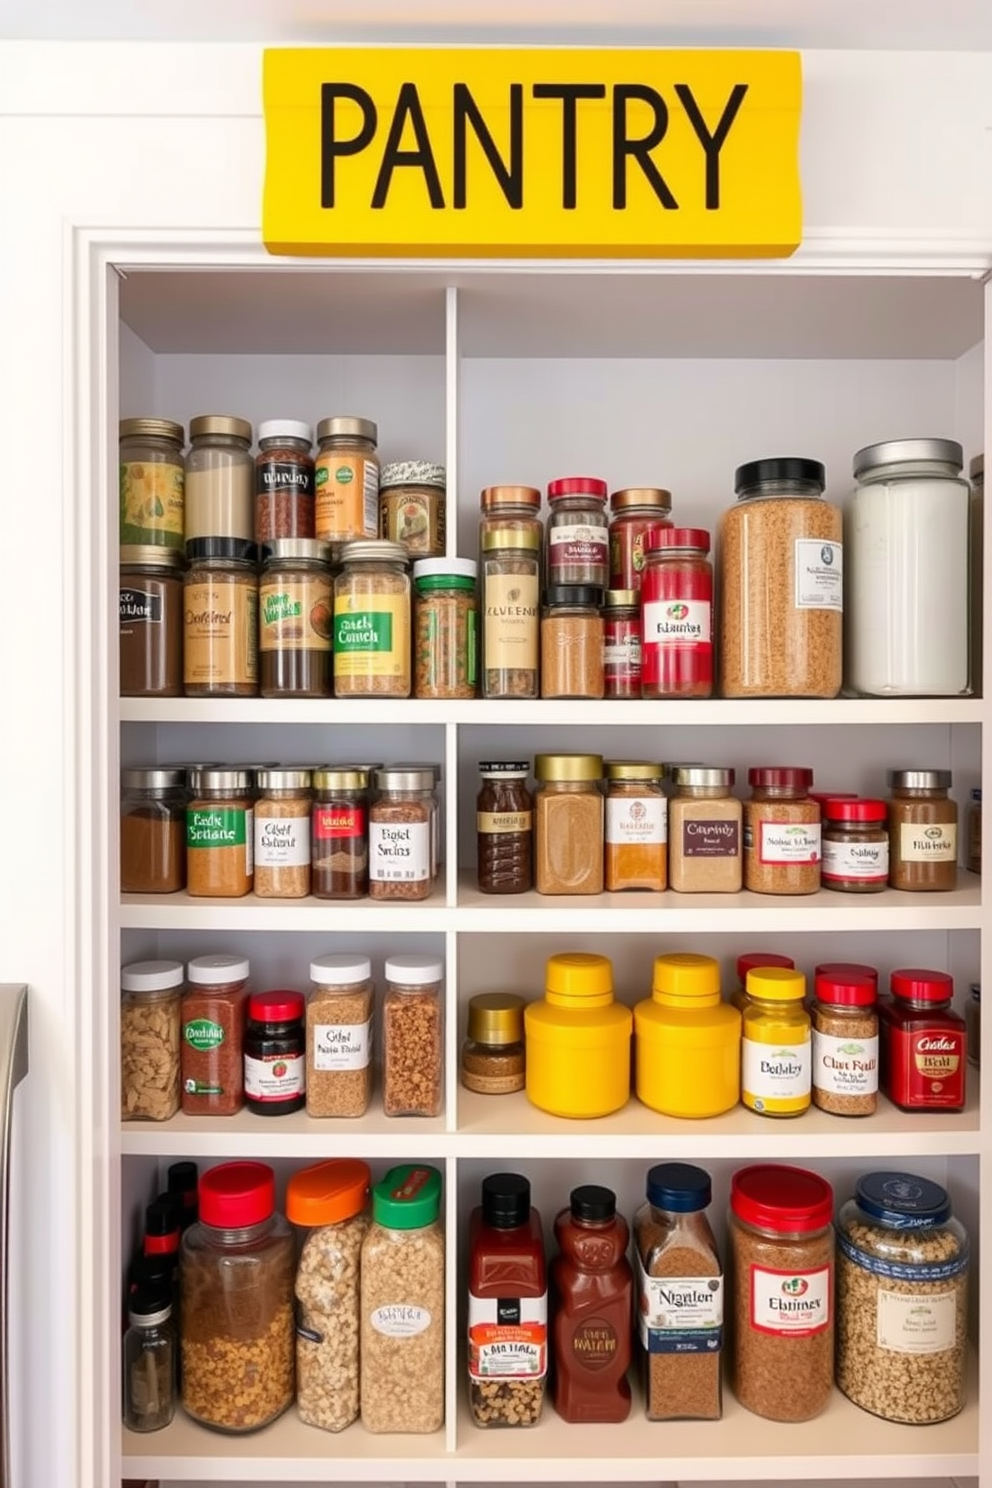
[887,768,958,891]
[534,753,604,895]
[258,538,333,697]
[185,766,254,898]
[183,538,258,697]
[480,525,541,698]
[461,992,526,1094]
[741,966,811,1117]
[634,953,741,1118]
[333,540,411,697]
[185,414,254,542]
[315,416,379,543]
[119,417,185,548]
[119,546,185,696]
[525,953,632,1118]
[380,460,446,556]
[121,766,187,894]
[413,557,477,699]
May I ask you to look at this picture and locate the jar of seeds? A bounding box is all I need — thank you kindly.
[306,955,374,1118]
[382,956,444,1117]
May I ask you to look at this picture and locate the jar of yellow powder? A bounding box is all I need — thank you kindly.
[741,966,811,1118]
[524,953,631,1119]
[634,953,741,1118]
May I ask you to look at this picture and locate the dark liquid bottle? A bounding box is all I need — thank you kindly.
[550,1185,632,1423]
[476,764,533,894]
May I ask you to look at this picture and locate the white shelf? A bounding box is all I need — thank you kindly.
[119,886,452,931]
[120,1107,448,1158]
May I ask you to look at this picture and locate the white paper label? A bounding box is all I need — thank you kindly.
[313,1019,371,1071]
[369,820,431,881]
[371,1304,431,1338]
[794,539,843,611]
[255,815,310,868]
[643,599,711,644]
[811,1030,879,1095]
[244,1052,305,1101]
[467,1292,548,1379]
[821,837,889,881]
[758,820,821,864]
[876,1287,957,1354]
[742,1038,811,1103]
[606,795,667,845]
[750,1263,830,1335]
[635,1250,723,1353]
[899,823,957,862]
[603,636,642,668]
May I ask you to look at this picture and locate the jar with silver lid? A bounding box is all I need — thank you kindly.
[121,766,187,894]
[383,760,442,881]
[369,767,435,901]
[379,460,446,557]
[186,414,254,542]
[119,417,185,549]
[333,540,411,698]
[315,416,379,544]
[253,768,312,899]
[186,766,254,898]
[258,538,333,698]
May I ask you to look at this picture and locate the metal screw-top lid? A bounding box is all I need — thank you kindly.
[374,766,437,792]
[887,769,952,789]
[610,486,672,513]
[480,485,541,510]
[316,415,378,444]
[189,414,252,443]
[602,589,638,609]
[119,545,186,570]
[671,765,735,788]
[260,539,333,564]
[128,1289,173,1327]
[381,460,446,490]
[254,768,312,791]
[338,539,409,566]
[481,527,542,552]
[188,767,253,792]
[312,767,369,791]
[853,438,963,480]
[121,767,186,791]
[466,992,525,1044]
[120,417,184,445]
[479,761,530,778]
[734,457,826,495]
[534,753,603,782]
[854,1171,951,1229]
[604,760,665,781]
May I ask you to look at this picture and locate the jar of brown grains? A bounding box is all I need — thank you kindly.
[258,539,333,697]
[668,766,742,894]
[534,753,604,896]
[183,539,259,697]
[120,767,187,894]
[743,766,820,896]
[476,761,533,894]
[413,557,477,699]
[306,954,374,1118]
[311,766,369,899]
[379,460,446,557]
[887,768,958,891]
[180,954,250,1116]
[480,526,541,698]
[369,767,435,901]
[333,540,411,698]
[811,965,878,1115]
[253,768,312,899]
[382,956,444,1117]
[121,959,183,1122]
[255,419,314,542]
[461,992,526,1094]
[540,586,605,699]
[185,767,254,897]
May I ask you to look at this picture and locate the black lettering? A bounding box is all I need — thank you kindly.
[533,83,607,209]
[674,81,748,209]
[320,83,377,208]
[612,84,678,210]
[371,82,445,209]
[453,82,523,209]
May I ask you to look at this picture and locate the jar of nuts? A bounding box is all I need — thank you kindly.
[382,955,444,1117]
[120,959,183,1121]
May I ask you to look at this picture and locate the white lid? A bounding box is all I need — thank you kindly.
[412,557,477,580]
[186,954,251,985]
[120,959,184,993]
[384,955,444,985]
[310,954,372,985]
[258,418,312,444]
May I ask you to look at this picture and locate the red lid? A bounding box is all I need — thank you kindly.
[200,1161,275,1228]
[823,797,887,823]
[748,767,814,789]
[644,525,710,554]
[891,968,954,1003]
[815,961,879,985]
[736,952,795,981]
[248,989,305,1023]
[731,1164,833,1233]
[814,969,877,1006]
[547,476,608,500]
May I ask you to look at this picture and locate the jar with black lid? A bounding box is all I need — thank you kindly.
[477,762,533,894]
[183,538,258,697]
[186,414,254,542]
[540,586,605,699]
[258,538,333,697]
[244,991,306,1115]
[121,767,187,894]
[119,546,185,697]
[255,419,314,542]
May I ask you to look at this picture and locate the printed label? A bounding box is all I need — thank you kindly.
[900,823,957,862]
[547,522,609,575]
[643,598,711,645]
[794,538,843,611]
[183,580,258,686]
[812,1030,878,1096]
[571,1316,621,1369]
[313,1019,371,1071]
[758,820,821,865]
[187,807,249,849]
[885,1026,966,1108]
[369,819,431,882]
[120,461,184,546]
[119,587,162,626]
[682,818,740,858]
[183,1018,224,1052]
[244,1051,305,1101]
[468,1292,548,1379]
[606,796,667,845]
[315,455,378,539]
[313,806,366,841]
[635,1251,723,1354]
[477,811,532,835]
[876,1288,958,1355]
[255,813,310,868]
[371,1304,431,1338]
[483,572,539,669]
[821,837,889,882]
[259,575,333,653]
[750,1264,830,1336]
[603,635,642,672]
[333,595,409,678]
[382,489,444,550]
[257,458,314,496]
[742,1036,811,1107]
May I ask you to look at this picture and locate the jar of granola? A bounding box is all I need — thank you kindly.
[121,960,183,1121]
[333,540,411,697]
[413,558,477,699]
[369,768,434,901]
[315,416,379,543]
[379,460,446,557]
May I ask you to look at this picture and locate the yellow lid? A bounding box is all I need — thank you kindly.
[534,753,603,783]
[467,992,525,1043]
[652,952,721,1001]
[545,952,613,1006]
[746,966,806,1002]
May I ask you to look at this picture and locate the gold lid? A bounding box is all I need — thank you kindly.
[534,752,603,782]
[605,760,665,781]
[610,487,672,512]
[312,767,369,791]
[189,414,252,443]
[480,485,542,509]
[316,415,378,443]
[602,589,638,608]
[481,527,542,552]
[120,417,184,445]
[119,544,185,569]
[467,992,525,1043]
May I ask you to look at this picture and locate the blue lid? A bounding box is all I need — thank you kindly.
[646,1162,711,1212]
[855,1171,951,1229]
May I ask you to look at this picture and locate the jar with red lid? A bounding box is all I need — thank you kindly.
[546,477,609,587]
[880,968,966,1110]
[744,767,820,895]
[608,487,672,589]
[811,966,878,1115]
[640,527,713,698]
[821,797,889,892]
[602,590,642,698]
[731,952,795,1012]
[244,991,306,1115]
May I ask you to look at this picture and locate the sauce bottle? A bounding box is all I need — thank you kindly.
[550,1185,632,1423]
[468,1173,547,1428]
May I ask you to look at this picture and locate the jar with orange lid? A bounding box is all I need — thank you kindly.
[608,487,672,589]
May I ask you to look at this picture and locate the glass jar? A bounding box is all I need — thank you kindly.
[479,484,543,545]
[369,767,434,901]
[121,767,187,894]
[634,954,741,1118]
[524,953,631,1118]
[719,458,842,698]
[731,951,795,1013]
[180,1162,295,1433]
[546,476,609,586]
[741,966,811,1117]
[968,787,981,874]
[967,983,980,1067]
[244,990,306,1116]
[387,759,442,880]
[182,538,259,697]
[306,954,374,1118]
[119,417,185,548]
[969,453,983,695]
[821,797,889,892]
[743,766,820,896]
[253,768,311,899]
[540,586,605,699]
[836,1172,968,1423]
[533,752,604,895]
[847,440,970,697]
[668,766,741,893]
[604,760,667,891]
[641,527,713,698]
[185,414,254,542]
[123,1287,176,1432]
[879,967,967,1110]
[315,415,379,543]
[413,558,477,699]
[119,546,185,697]
[811,965,878,1116]
[602,589,642,698]
[382,956,444,1117]
[480,527,541,698]
[887,768,958,891]
[181,954,250,1116]
[608,486,673,589]
[255,418,314,543]
[185,767,254,897]
[333,539,411,697]
[461,992,526,1094]
[311,766,369,899]
[258,538,333,697]
[476,761,533,894]
[380,460,446,557]
[120,959,183,1122]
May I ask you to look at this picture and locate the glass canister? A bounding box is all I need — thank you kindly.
[821,797,889,893]
[315,415,379,543]
[476,761,533,894]
[731,951,795,1013]
[546,476,609,587]
[120,959,183,1121]
[119,417,185,548]
[185,414,254,542]
[181,954,250,1116]
[480,526,541,699]
[123,1285,176,1432]
[608,486,673,589]
[879,967,967,1110]
[185,766,254,898]
[719,457,842,698]
[836,1172,968,1423]
[119,546,185,697]
[540,586,605,699]
[333,540,411,698]
[182,538,259,697]
[741,966,811,1117]
[412,557,477,699]
[258,539,333,697]
[382,955,444,1117]
[743,766,820,896]
[255,419,314,543]
[379,460,446,557]
[847,440,970,697]
[533,753,604,896]
[180,1161,295,1433]
[461,992,526,1094]
[306,954,374,1118]
[887,769,958,891]
[524,952,632,1118]
[479,483,543,567]
[604,760,667,891]
[311,766,369,899]
[602,589,642,698]
[811,965,878,1116]
[634,953,741,1118]
[369,767,435,902]
[641,527,713,699]
[668,766,742,893]
[121,767,187,894]
[253,768,311,899]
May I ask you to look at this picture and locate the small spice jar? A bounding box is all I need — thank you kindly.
[306,954,374,1118]
[121,767,187,894]
[887,769,958,891]
[546,476,609,587]
[461,992,526,1094]
[120,959,183,1122]
[413,557,477,699]
[479,484,543,555]
[604,760,667,891]
[119,546,185,697]
[380,460,446,556]
[880,968,967,1110]
[258,539,333,697]
[540,586,605,699]
[311,766,369,899]
[123,1285,176,1432]
[244,990,306,1116]
[641,527,714,699]
[741,966,811,1118]
[369,767,434,901]
[968,787,981,874]
[255,419,314,543]
[821,797,889,892]
[182,538,259,697]
[811,965,878,1116]
[533,753,604,896]
[185,767,254,897]
[382,955,444,1117]
[119,417,185,548]
[668,766,742,893]
[728,1165,834,1422]
[608,486,673,589]
[524,953,632,1119]
[314,415,379,543]
[602,589,642,698]
[476,761,533,895]
[967,983,980,1067]
[181,954,250,1116]
[333,540,411,698]
[634,953,741,1118]
[743,766,820,896]
[253,768,311,899]
[480,526,541,699]
[185,414,254,542]
[731,951,795,1013]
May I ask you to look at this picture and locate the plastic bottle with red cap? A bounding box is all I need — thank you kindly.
[743,767,820,895]
[879,968,967,1110]
[640,526,713,698]
[821,797,889,892]
[244,989,306,1115]
[546,476,609,587]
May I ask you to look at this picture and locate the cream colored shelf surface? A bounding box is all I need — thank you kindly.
[119,886,452,931]
[120,1106,449,1158]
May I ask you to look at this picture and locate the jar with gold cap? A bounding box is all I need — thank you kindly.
[479,484,543,560]
[604,761,667,891]
[608,486,673,589]
[119,417,185,548]
[481,525,541,699]
[315,416,380,544]
[185,414,254,542]
[634,953,741,1118]
[461,993,526,1094]
[741,966,811,1118]
[534,753,604,895]
[524,953,632,1118]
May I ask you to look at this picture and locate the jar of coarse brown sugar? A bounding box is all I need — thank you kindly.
[379,460,446,557]
[119,546,185,697]
[186,415,254,542]
[608,486,672,589]
[183,539,259,697]
[540,586,605,699]
[253,768,312,900]
[743,767,820,896]
[534,753,604,896]
[821,797,889,893]
[887,769,958,891]
[119,417,185,548]
[333,540,411,698]
[315,416,379,543]
[185,767,254,898]
[811,965,878,1116]
[255,419,314,543]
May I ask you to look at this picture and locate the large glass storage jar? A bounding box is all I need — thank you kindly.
[413,558,477,699]
[306,955,374,1117]
[369,767,434,901]
[380,460,446,557]
[382,958,444,1117]
[477,761,533,894]
[718,458,842,698]
[887,768,958,891]
[333,540,411,697]
[119,417,185,548]
[183,538,258,697]
[533,753,604,896]
[847,439,970,696]
[743,766,820,896]
[258,538,333,697]
[540,586,605,699]
[121,766,186,894]
[608,486,672,589]
[119,546,185,696]
[641,527,713,698]
[255,418,314,543]
[480,527,541,698]
[311,767,369,899]
[315,415,379,543]
[120,958,183,1121]
[185,766,254,898]
[185,414,254,542]
[546,476,609,587]
[668,766,741,893]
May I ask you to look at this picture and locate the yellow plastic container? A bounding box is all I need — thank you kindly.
[634,953,742,1118]
[524,953,632,1118]
[741,966,811,1118]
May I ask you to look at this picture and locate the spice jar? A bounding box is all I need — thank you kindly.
[382,955,444,1117]
[311,766,369,899]
[967,983,980,1067]
[602,589,642,698]
[604,761,667,891]
[836,1172,968,1424]
[634,953,741,1118]
[968,788,981,874]
[743,766,820,896]
[413,557,477,699]
[315,415,379,543]
[731,951,795,1013]
[468,1174,547,1430]
[121,767,187,894]
[333,539,411,698]
[181,954,250,1116]
[880,968,967,1110]
[821,797,889,893]
[741,966,811,1117]
[180,1161,295,1433]
[634,1163,722,1422]
[253,768,311,899]
[479,484,543,552]
[185,767,254,897]
[461,992,525,1094]
[360,1165,445,1434]
[119,546,185,697]
[540,586,605,699]
[286,1159,371,1433]
[641,527,713,698]
[524,953,632,1119]
[380,460,446,556]
[369,767,434,901]
[546,476,609,586]
[728,1165,834,1422]
[476,762,533,894]
[185,414,254,542]
[306,954,374,1118]
[119,417,185,548]
[255,419,314,542]
[534,753,604,896]
[120,959,183,1121]
[668,766,742,893]
[123,1285,176,1432]
[551,1185,633,1424]
[480,526,540,699]
[386,758,442,881]
[183,539,259,697]
[608,486,672,589]
[887,769,958,891]
[258,539,333,697]
[719,457,842,698]
[244,990,306,1116]
[811,965,878,1116]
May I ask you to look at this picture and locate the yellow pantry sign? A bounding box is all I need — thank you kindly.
[262,48,802,258]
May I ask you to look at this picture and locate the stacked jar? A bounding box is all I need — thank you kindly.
[608,486,672,589]
[479,486,542,699]
[641,527,714,698]
[379,460,445,556]
[315,416,379,543]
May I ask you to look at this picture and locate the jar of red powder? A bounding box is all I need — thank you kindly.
[640,528,713,698]
[602,590,641,698]
[879,968,966,1111]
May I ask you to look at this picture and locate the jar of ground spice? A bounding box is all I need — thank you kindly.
[608,487,672,589]
[602,590,641,698]
[311,767,369,899]
[533,753,604,896]
[185,767,254,898]
[461,992,525,1094]
[887,769,959,891]
[741,966,811,1118]
[668,766,742,893]
[604,761,667,891]
[811,965,878,1116]
[369,767,434,901]
[306,955,374,1118]
[119,546,185,697]
[121,767,187,894]
[880,968,967,1111]
[821,797,889,892]
[181,954,250,1116]
[379,460,446,557]
[641,527,713,698]
[333,540,411,698]
[185,415,254,543]
[183,539,259,697]
[743,767,820,896]
[253,768,311,899]
[480,526,541,699]
[546,476,609,587]
[476,762,533,894]
[258,539,333,697]
[314,416,379,543]
[540,587,605,699]
[255,420,314,542]
[119,417,185,549]
[413,558,477,699]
